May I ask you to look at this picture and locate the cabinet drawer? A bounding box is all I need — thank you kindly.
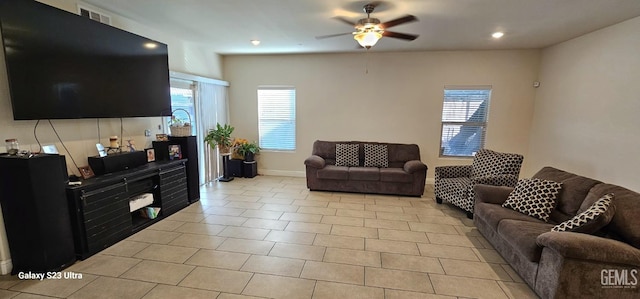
[159,165,185,177]
[81,184,127,212]
[84,204,130,232]
[86,213,132,243]
[160,180,187,195]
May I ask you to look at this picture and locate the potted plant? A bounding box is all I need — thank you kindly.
[237,141,260,162]
[204,123,234,154]
[230,138,248,160]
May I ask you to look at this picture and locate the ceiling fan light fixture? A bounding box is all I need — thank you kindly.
[354,30,382,49]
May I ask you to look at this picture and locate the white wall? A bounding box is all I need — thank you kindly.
[224,50,540,178]
[0,0,222,274]
[527,16,640,192]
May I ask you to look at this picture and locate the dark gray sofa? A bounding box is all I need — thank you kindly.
[304,140,427,197]
[474,166,640,299]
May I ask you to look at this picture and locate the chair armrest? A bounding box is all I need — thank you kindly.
[472,174,519,187]
[304,155,325,169]
[404,160,427,174]
[537,231,640,266]
[474,184,514,205]
[435,165,472,179]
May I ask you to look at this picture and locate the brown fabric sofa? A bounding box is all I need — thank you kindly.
[474,166,640,299]
[304,140,427,197]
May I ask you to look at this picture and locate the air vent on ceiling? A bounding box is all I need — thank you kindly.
[77,5,111,25]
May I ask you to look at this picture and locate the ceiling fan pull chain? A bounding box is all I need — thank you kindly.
[365,50,370,74]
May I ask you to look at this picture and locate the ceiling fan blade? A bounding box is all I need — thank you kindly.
[381,15,418,29]
[315,32,352,40]
[383,31,419,41]
[333,16,356,26]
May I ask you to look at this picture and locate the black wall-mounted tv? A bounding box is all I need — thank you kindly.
[0,0,171,120]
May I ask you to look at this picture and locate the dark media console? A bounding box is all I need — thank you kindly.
[67,159,189,259]
[0,153,192,271]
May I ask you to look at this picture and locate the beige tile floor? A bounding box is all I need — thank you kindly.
[0,176,540,299]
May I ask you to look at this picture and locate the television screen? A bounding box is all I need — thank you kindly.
[0,0,171,120]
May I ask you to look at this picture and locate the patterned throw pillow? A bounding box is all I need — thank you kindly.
[363,144,388,168]
[335,144,359,167]
[472,149,523,177]
[502,178,562,222]
[552,193,615,233]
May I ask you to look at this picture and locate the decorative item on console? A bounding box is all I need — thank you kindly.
[169,109,192,137]
[5,138,19,155]
[126,140,136,152]
[156,134,168,141]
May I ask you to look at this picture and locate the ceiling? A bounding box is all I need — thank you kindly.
[81,0,640,55]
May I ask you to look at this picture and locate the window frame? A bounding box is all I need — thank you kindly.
[257,86,297,152]
[439,85,492,158]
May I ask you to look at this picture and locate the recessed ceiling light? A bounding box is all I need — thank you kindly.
[250,40,261,46]
[492,32,504,39]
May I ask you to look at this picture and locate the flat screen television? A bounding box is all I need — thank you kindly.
[0,0,171,120]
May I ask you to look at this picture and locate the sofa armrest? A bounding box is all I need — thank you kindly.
[304,155,326,169]
[404,160,427,174]
[474,184,514,205]
[537,231,640,266]
[435,165,472,179]
[472,174,519,187]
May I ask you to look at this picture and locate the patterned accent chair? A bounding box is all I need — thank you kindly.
[435,149,524,218]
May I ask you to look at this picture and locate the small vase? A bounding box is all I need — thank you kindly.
[244,152,255,162]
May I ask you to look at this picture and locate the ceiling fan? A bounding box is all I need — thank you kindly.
[317,2,419,49]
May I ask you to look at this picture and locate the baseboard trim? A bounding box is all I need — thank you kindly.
[259,169,306,177]
[0,258,12,275]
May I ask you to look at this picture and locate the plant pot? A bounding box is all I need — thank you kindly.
[244,152,255,162]
[218,145,230,154]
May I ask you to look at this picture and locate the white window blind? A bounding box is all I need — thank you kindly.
[440,86,491,157]
[258,86,296,151]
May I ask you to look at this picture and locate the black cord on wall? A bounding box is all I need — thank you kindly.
[33,119,42,153]
[47,120,80,169]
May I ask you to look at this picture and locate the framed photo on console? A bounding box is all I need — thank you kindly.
[145,148,155,162]
[168,145,182,160]
[78,165,95,179]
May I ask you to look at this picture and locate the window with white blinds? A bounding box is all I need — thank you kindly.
[258,86,296,151]
[440,86,491,157]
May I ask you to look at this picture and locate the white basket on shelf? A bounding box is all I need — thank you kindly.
[169,108,192,137]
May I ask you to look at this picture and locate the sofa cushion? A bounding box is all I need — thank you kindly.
[552,193,615,234]
[471,149,523,177]
[335,144,359,167]
[582,184,640,249]
[475,202,544,230]
[317,165,348,180]
[349,167,380,181]
[503,178,562,222]
[364,144,388,168]
[533,167,602,223]
[379,168,413,183]
[498,219,555,262]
